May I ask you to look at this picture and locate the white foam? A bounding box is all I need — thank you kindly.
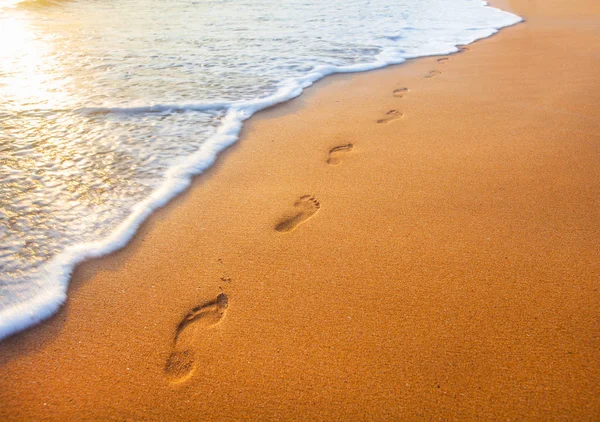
[0,1,522,341]
[77,102,233,116]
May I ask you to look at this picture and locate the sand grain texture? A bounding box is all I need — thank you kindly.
[1,0,599,420]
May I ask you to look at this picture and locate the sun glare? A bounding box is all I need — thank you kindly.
[0,0,23,8]
[0,15,36,57]
[0,10,69,110]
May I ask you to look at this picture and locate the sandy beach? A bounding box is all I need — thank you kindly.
[1,0,599,419]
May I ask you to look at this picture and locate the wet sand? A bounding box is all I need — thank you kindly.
[1,0,599,420]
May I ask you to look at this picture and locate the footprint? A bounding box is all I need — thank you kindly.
[437,57,449,64]
[275,195,320,233]
[425,70,442,79]
[458,46,470,53]
[165,293,229,383]
[393,87,409,98]
[327,143,353,165]
[376,109,403,124]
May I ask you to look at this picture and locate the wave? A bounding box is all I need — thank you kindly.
[77,102,233,116]
[16,0,71,9]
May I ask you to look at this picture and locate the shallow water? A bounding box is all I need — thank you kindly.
[0,0,521,339]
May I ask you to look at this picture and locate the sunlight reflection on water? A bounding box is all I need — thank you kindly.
[0,9,71,110]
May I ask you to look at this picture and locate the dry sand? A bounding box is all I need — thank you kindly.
[1,0,599,420]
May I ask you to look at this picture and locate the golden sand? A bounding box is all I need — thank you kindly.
[1,0,599,419]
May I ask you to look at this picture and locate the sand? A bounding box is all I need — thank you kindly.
[1,0,599,420]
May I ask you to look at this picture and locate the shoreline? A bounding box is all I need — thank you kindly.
[0,3,522,344]
[2,0,599,420]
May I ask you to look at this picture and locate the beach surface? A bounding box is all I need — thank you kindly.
[1,0,599,420]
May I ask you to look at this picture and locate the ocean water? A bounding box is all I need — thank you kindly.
[0,0,521,340]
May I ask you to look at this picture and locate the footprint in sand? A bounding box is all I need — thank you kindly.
[165,293,229,383]
[393,87,409,98]
[437,57,449,64]
[377,109,403,124]
[458,46,470,53]
[275,195,320,233]
[425,70,442,79]
[327,143,353,165]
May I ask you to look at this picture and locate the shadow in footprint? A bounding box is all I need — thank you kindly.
[458,46,470,53]
[393,87,409,98]
[437,57,449,64]
[165,293,229,383]
[275,195,320,233]
[327,143,353,165]
[425,70,442,79]
[377,110,403,124]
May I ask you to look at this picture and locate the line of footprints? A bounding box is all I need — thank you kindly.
[165,53,458,384]
[271,55,455,232]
